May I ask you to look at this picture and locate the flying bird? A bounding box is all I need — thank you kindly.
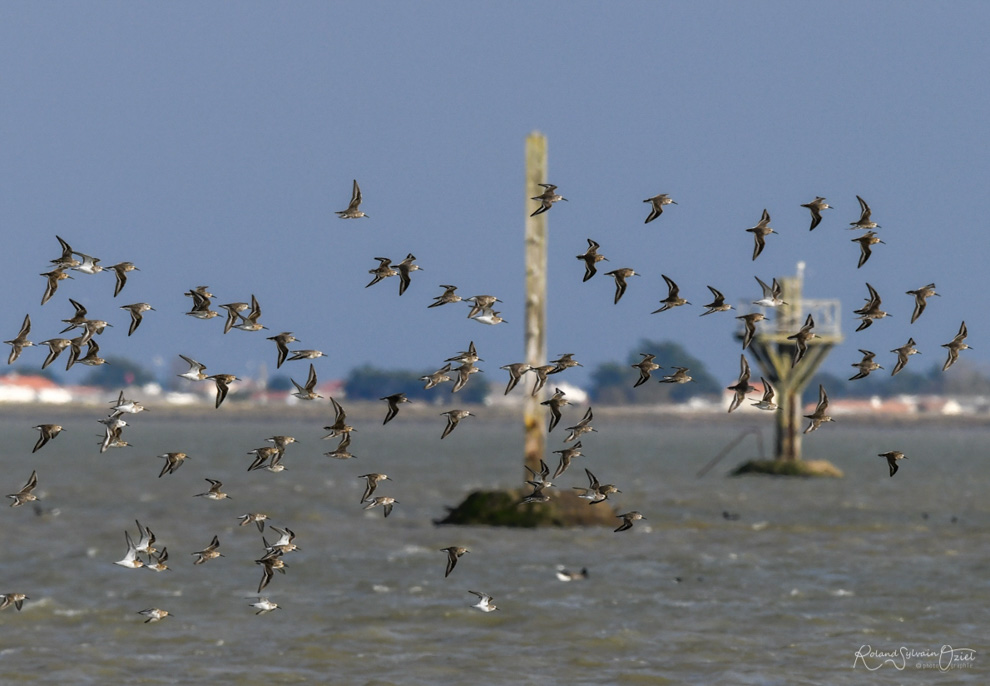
[380,393,409,425]
[746,209,777,260]
[700,286,733,316]
[878,451,907,477]
[643,193,676,223]
[576,239,608,282]
[652,274,690,313]
[906,283,939,324]
[787,313,817,367]
[890,338,920,376]
[852,231,884,269]
[604,268,638,304]
[941,321,970,371]
[336,179,367,218]
[632,354,661,388]
[440,546,469,578]
[800,196,831,230]
[849,195,880,230]
[615,511,646,532]
[530,183,567,216]
[849,349,884,380]
[396,253,422,295]
[803,385,834,433]
[726,355,756,413]
[440,409,474,439]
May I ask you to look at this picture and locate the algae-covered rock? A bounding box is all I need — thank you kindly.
[436,489,618,527]
[731,459,843,478]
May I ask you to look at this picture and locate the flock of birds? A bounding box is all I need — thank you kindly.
[0,179,974,621]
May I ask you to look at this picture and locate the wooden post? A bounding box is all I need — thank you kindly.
[523,132,547,478]
[743,266,843,462]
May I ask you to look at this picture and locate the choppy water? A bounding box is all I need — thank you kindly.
[1,405,987,684]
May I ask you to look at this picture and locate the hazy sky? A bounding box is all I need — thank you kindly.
[3,3,987,392]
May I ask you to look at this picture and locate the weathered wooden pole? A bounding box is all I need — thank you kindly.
[743,263,843,462]
[523,132,548,478]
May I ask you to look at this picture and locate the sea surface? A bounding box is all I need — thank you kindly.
[0,404,987,685]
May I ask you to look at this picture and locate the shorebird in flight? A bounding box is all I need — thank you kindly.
[396,253,422,295]
[191,535,223,565]
[114,531,144,569]
[267,332,298,369]
[40,268,72,305]
[941,321,970,371]
[643,193,676,223]
[440,409,474,439]
[323,397,355,438]
[852,231,884,269]
[5,314,33,365]
[208,373,240,407]
[290,364,321,401]
[849,349,884,380]
[530,183,567,216]
[194,478,231,501]
[751,378,778,411]
[803,385,834,433]
[336,179,367,218]
[366,257,398,288]
[854,283,890,331]
[787,313,817,367]
[632,354,660,388]
[120,303,154,336]
[604,268,638,304]
[890,338,920,376]
[440,546,469,578]
[500,363,532,395]
[107,262,139,297]
[451,362,481,393]
[660,367,692,384]
[753,276,786,308]
[247,597,280,615]
[746,209,777,261]
[563,407,596,443]
[552,442,582,479]
[32,424,63,453]
[468,590,498,612]
[615,511,646,532]
[878,451,907,477]
[363,496,398,518]
[700,286,733,316]
[138,608,172,623]
[429,284,462,308]
[906,283,939,324]
[800,196,831,230]
[576,239,608,282]
[421,363,453,390]
[652,274,690,313]
[0,594,29,611]
[158,452,190,477]
[849,195,880,230]
[7,470,38,508]
[736,312,765,350]
[726,355,756,413]
[358,473,389,503]
[541,388,569,432]
[380,393,409,425]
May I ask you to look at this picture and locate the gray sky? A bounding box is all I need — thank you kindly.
[2,2,986,390]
